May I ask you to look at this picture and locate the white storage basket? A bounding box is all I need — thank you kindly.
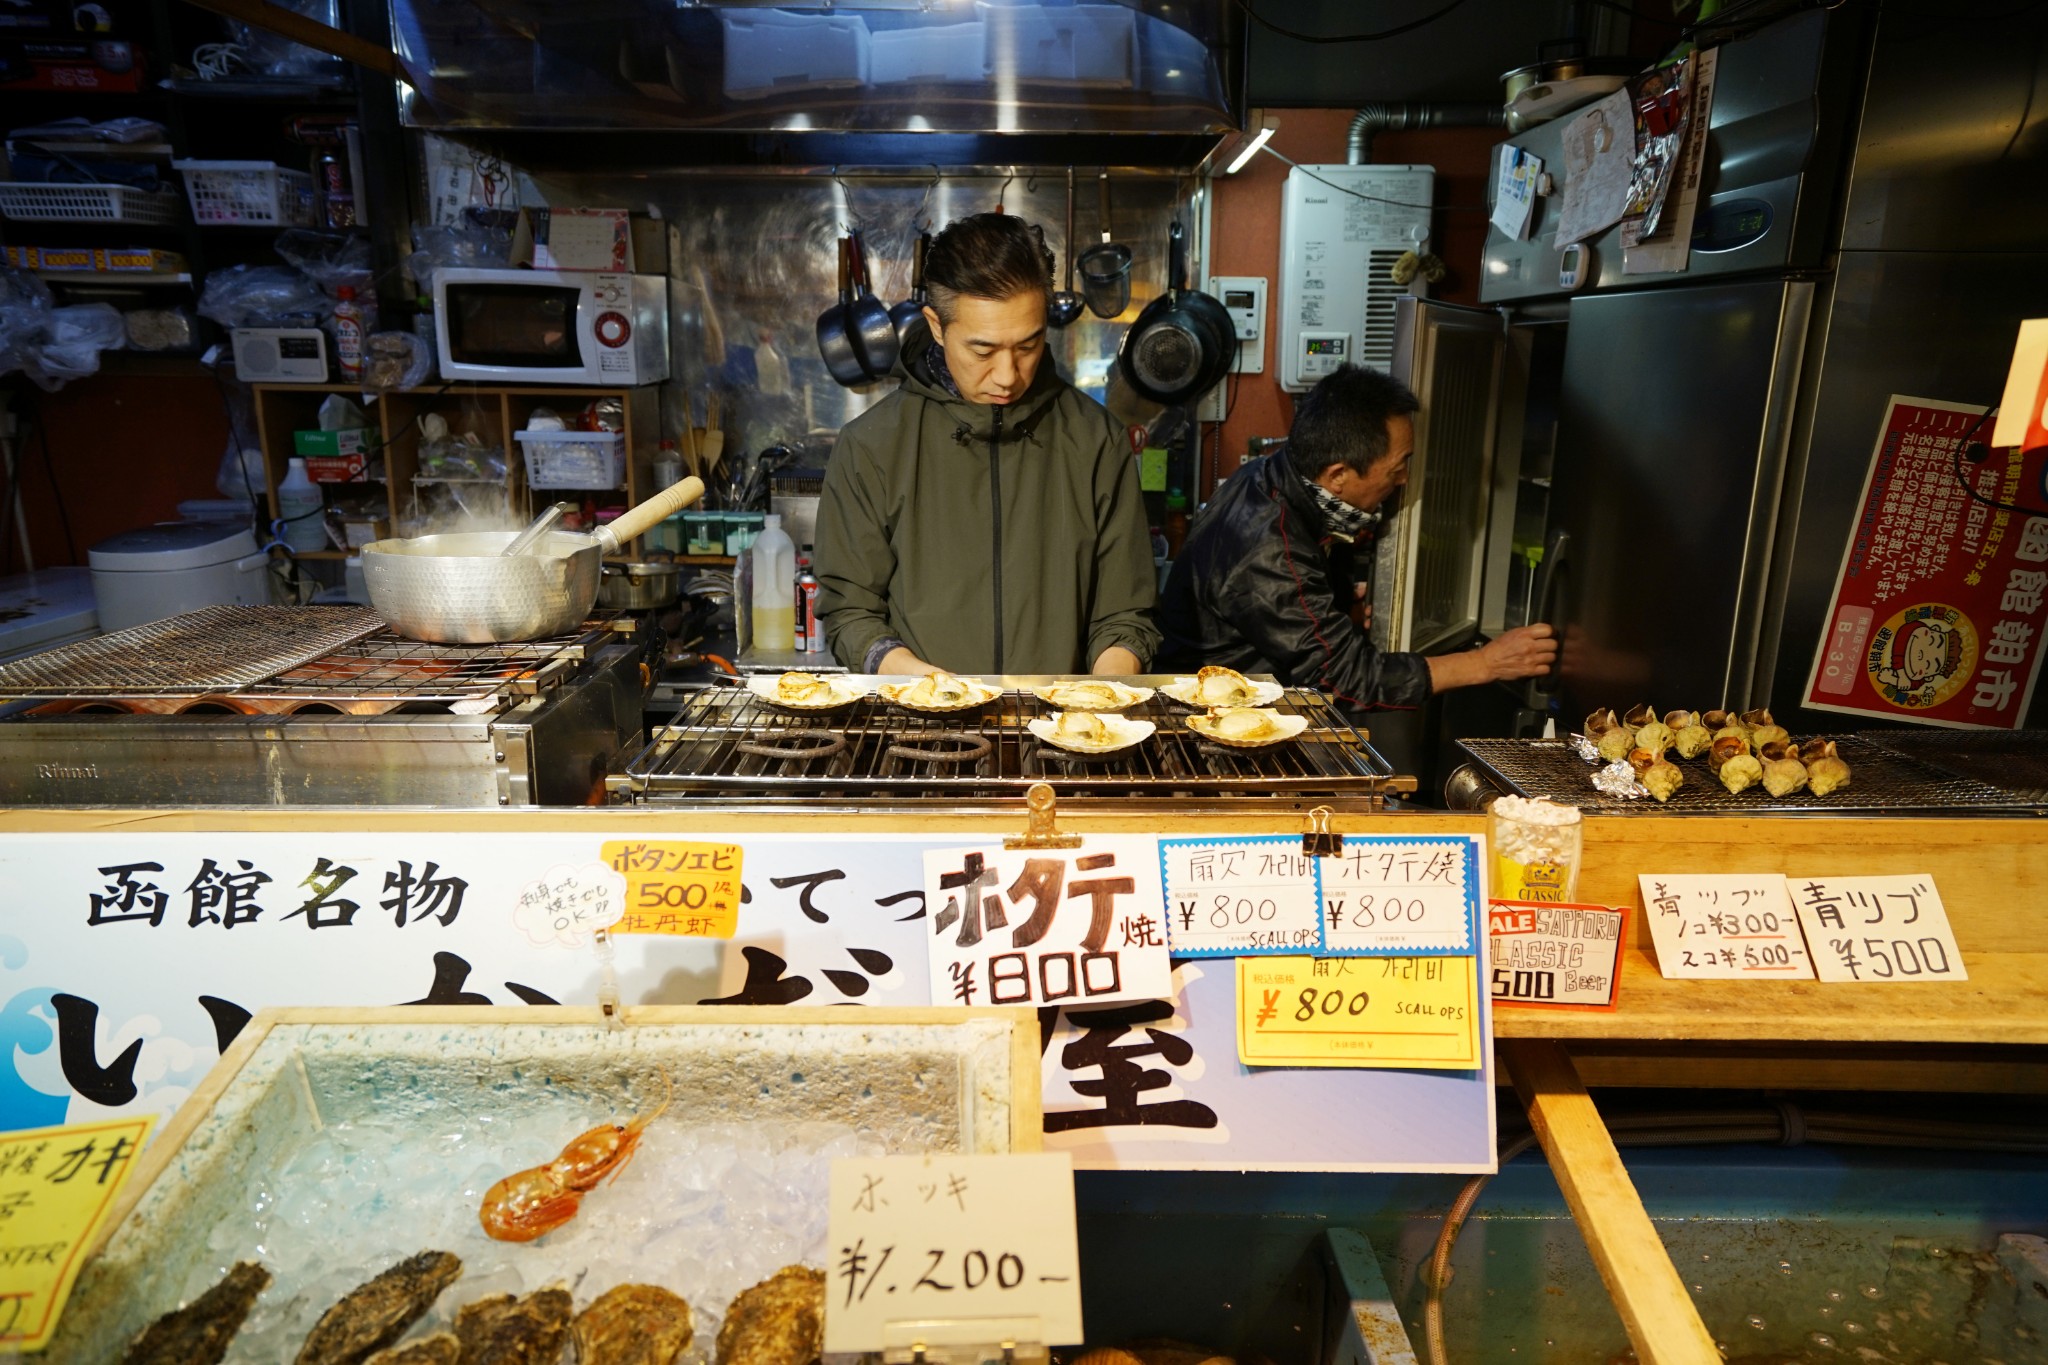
[517,430,627,489]
[0,181,182,225]
[173,159,318,226]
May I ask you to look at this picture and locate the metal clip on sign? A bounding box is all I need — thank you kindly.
[883,1317,1049,1365]
[1006,783,1083,850]
[1302,804,1344,858]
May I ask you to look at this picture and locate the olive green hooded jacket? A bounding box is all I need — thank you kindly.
[815,328,1161,674]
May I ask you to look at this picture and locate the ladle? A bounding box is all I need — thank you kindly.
[501,500,574,557]
[1048,167,1085,327]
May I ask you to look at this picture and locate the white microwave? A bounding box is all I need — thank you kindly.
[433,267,669,386]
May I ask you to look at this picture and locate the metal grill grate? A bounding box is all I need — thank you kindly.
[619,683,1398,808]
[1857,728,2048,805]
[1456,736,2034,815]
[0,606,382,696]
[241,629,604,704]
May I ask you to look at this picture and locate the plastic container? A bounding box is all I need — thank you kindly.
[652,438,683,491]
[0,182,182,226]
[1489,795,1583,903]
[647,513,682,555]
[515,430,626,489]
[726,512,765,554]
[750,513,796,651]
[686,511,725,556]
[172,159,318,227]
[274,458,328,554]
[331,286,364,382]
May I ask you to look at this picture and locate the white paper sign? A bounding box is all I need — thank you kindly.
[1491,145,1542,241]
[1787,874,1967,983]
[1486,900,1626,1008]
[1639,874,1815,980]
[922,838,1172,1009]
[825,1152,1084,1353]
[513,861,625,948]
[1320,836,1481,955]
[1554,88,1635,248]
[1158,836,1321,956]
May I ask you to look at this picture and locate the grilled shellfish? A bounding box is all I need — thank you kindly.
[1666,709,1713,760]
[1193,665,1259,706]
[1805,740,1852,796]
[1028,710,1154,754]
[1759,740,1809,797]
[1034,679,1151,711]
[882,671,996,711]
[1187,706,1305,747]
[1718,752,1764,795]
[1641,757,1685,803]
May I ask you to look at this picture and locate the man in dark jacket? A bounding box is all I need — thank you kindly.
[1158,364,1556,707]
[816,213,1160,676]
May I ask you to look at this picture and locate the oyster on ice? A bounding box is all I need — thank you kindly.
[296,1250,463,1365]
[572,1283,695,1365]
[716,1265,826,1365]
[455,1287,574,1365]
[123,1260,272,1365]
[363,1335,460,1365]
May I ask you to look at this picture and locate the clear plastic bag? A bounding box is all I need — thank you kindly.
[222,0,345,79]
[34,305,126,385]
[360,331,431,393]
[406,220,512,294]
[198,263,326,330]
[276,229,374,298]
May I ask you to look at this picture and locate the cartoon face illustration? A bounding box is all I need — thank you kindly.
[1869,605,1977,709]
[1897,620,1957,687]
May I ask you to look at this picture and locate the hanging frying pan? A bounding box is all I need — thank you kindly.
[888,231,931,345]
[1117,220,1235,407]
[846,229,900,379]
[816,236,869,388]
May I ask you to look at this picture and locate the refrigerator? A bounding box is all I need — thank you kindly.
[1449,0,2048,739]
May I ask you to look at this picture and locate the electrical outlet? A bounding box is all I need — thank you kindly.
[1208,275,1267,375]
[1198,381,1226,423]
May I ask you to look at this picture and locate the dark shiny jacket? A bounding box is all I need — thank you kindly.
[1157,450,1431,708]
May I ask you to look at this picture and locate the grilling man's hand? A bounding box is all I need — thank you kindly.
[1478,624,1558,682]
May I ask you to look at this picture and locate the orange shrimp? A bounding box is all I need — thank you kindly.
[479,1066,673,1242]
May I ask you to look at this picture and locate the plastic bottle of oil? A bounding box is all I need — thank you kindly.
[750,513,796,651]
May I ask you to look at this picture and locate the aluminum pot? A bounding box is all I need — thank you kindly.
[598,561,683,611]
[362,477,704,643]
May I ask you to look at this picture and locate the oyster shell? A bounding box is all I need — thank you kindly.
[455,1287,574,1365]
[363,1335,459,1365]
[123,1260,272,1365]
[296,1250,464,1365]
[716,1266,825,1365]
[572,1283,694,1365]
[1187,707,1308,747]
[1719,752,1764,795]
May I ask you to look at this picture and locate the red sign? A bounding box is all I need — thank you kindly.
[1804,396,2048,729]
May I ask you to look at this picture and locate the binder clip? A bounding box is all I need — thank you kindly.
[1302,805,1343,858]
[1006,783,1083,849]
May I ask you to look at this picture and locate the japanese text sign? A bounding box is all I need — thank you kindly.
[922,839,1171,1009]
[513,861,624,948]
[1639,875,1814,980]
[825,1153,1083,1353]
[0,1115,154,1350]
[601,840,745,938]
[1318,836,1482,955]
[1158,837,1321,956]
[1487,900,1627,1009]
[1787,875,1966,983]
[1236,956,1482,1069]
[1804,395,2048,730]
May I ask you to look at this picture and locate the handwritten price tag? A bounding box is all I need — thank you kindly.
[1158,836,1322,956]
[513,862,625,948]
[600,840,744,938]
[0,1115,155,1350]
[825,1153,1083,1353]
[1235,955,1482,1070]
[1787,874,1966,983]
[1638,874,1815,980]
[1319,836,1481,955]
[1487,900,1628,1009]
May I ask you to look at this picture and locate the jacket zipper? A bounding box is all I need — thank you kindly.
[988,406,1005,672]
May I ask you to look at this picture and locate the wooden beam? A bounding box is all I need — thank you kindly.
[1502,1038,1721,1365]
[177,0,402,78]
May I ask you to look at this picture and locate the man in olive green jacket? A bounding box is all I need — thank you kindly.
[816,213,1160,676]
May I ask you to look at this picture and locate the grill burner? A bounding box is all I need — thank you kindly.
[885,731,992,765]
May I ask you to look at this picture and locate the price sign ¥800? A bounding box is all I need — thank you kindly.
[824,1153,1084,1353]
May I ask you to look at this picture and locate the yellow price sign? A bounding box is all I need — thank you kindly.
[600,840,745,938]
[1236,955,1481,1070]
[0,1114,155,1350]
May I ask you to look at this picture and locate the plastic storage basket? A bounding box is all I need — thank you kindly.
[0,181,182,226]
[172,160,318,226]
[517,430,627,489]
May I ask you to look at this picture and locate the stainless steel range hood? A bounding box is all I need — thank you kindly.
[390,0,1241,167]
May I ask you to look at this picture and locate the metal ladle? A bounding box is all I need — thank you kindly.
[501,500,574,557]
[1048,167,1085,328]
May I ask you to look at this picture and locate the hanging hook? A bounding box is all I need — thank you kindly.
[1024,170,1039,194]
[994,172,1015,214]
[914,166,940,233]
[834,168,865,231]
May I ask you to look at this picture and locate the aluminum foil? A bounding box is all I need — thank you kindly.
[1592,759,1650,799]
[1568,732,1601,764]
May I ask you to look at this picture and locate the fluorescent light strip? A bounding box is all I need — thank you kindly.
[1224,124,1277,175]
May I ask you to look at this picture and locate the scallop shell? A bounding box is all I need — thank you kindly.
[746,673,870,710]
[1185,707,1308,748]
[1161,674,1286,708]
[1030,679,1155,712]
[1027,711,1156,754]
[877,673,1001,713]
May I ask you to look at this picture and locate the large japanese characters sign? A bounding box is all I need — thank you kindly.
[1805,395,2048,728]
[0,830,1496,1173]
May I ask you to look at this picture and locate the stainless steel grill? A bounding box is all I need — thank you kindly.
[1859,729,2048,805]
[1456,736,2037,815]
[0,606,382,696]
[611,678,1405,811]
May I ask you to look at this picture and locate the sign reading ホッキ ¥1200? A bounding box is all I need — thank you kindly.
[1804,395,2048,729]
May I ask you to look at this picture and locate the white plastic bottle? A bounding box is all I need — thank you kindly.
[750,512,796,652]
[332,286,363,382]
[276,457,328,554]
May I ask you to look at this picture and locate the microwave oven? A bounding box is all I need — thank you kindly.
[433,267,669,386]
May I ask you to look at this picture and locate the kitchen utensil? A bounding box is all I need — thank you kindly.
[1118,220,1235,407]
[1048,169,1085,328]
[888,231,932,345]
[1077,170,1133,319]
[815,237,868,387]
[846,229,900,379]
[597,561,684,611]
[501,500,574,557]
[362,476,704,643]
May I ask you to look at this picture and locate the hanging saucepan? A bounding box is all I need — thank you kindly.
[846,229,900,379]
[888,231,931,346]
[816,236,868,388]
[361,478,705,643]
[1117,221,1235,407]
[1077,170,1133,320]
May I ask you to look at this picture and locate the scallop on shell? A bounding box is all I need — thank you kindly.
[1027,710,1155,754]
[1186,707,1308,748]
[747,672,869,710]
[878,671,1000,712]
[1031,679,1154,711]
[1162,668,1284,708]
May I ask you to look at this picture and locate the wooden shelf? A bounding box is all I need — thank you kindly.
[677,555,737,565]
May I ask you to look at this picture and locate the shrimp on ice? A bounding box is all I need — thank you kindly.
[479,1066,674,1243]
